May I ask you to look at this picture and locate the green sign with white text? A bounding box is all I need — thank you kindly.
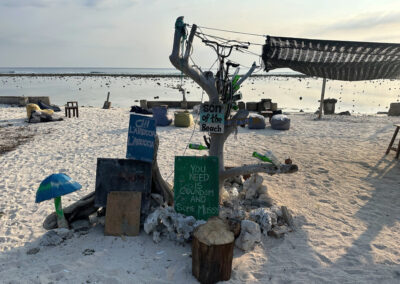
[174,156,219,220]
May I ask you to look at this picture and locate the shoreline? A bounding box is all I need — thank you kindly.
[0,73,308,78]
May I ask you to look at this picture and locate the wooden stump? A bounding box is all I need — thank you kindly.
[192,217,234,284]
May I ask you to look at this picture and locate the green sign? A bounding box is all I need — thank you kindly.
[174,156,219,220]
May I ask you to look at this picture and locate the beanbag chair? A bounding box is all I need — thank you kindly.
[38,100,61,112]
[26,103,53,119]
[29,110,63,123]
[248,114,266,129]
[130,105,152,115]
[174,111,193,127]
[152,106,173,126]
[271,114,290,130]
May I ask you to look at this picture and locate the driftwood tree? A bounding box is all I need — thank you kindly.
[169,17,297,196]
[42,17,298,230]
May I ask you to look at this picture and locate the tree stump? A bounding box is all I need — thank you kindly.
[192,217,234,284]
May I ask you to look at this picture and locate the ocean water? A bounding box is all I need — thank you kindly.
[1,68,400,114]
[0,67,181,75]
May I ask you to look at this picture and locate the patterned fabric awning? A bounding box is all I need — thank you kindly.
[262,36,400,81]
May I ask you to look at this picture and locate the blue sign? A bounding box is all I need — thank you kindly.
[126,114,156,163]
[200,103,225,133]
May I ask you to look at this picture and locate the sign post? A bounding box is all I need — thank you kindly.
[174,156,219,220]
[199,103,225,134]
[126,114,156,163]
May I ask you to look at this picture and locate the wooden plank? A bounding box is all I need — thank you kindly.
[386,126,399,155]
[318,78,327,119]
[104,191,141,236]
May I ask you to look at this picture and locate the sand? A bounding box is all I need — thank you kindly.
[0,105,400,283]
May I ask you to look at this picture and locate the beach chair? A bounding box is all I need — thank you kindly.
[65,101,79,118]
[385,124,400,159]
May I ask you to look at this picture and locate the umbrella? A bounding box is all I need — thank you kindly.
[36,173,82,228]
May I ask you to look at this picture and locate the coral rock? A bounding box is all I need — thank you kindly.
[235,220,261,251]
[249,208,276,234]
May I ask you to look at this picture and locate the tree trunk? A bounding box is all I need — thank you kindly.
[169,16,298,199]
[152,135,173,205]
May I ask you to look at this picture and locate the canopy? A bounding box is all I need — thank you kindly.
[262,36,400,81]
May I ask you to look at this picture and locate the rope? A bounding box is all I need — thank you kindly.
[189,24,266,38]
[196,30,264,46]
[165,90,205,182]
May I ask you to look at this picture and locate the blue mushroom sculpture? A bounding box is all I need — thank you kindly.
[36,173,82,228]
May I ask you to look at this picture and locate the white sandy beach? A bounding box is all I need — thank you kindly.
[1,105,400,283]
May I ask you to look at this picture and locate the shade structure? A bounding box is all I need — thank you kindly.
[262,36,400,81]
[36,173,82,203]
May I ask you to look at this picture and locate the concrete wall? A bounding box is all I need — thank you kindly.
[140,100,202,109]
[0,96,50,106]
[388,103,400,116]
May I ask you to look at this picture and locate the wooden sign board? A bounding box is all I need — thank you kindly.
[200,103,225,133]
[94,158,152,216]
[126,114,156,163]
[174,156,219,220]
[104,191,141,236]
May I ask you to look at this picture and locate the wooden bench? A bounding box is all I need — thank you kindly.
[385,124,400,159]
[65,101,79,118]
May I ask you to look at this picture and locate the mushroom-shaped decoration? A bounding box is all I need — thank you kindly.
[36,173,82,228]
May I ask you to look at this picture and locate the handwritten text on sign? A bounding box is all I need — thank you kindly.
[126,114,156,163]
[174,156,219,220]
[200,103,225,133]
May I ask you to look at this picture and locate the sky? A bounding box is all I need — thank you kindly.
[1,0,400,68]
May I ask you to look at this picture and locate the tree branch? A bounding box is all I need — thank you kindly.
[169,17,218,101]
[223,109,249,141]
[219,163,298,180]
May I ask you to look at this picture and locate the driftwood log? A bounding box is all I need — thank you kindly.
[43,135,174,230]
[43,192,96,230]
[192,217,235,284]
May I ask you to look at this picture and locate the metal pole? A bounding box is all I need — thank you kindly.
[318,78,327,119]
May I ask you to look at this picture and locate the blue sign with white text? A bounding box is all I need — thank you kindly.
[126,114,156,163]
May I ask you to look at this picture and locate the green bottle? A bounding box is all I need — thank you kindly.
[252,151,273,163]
[232,75,241,91]
[189,143,208,150]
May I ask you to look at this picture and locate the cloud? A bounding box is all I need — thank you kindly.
[300,10,400,43]
[324,11,400,31]
[0,0,138,9]
[0,0,57,8]
[83,0,137,9]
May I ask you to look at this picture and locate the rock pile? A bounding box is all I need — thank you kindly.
[220,173,294,251]
[144,206,206,243]
[144,173,295,251]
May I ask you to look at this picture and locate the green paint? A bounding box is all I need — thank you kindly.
[174,156,219,220]
[37,182,52,193]
[54,196,64,219]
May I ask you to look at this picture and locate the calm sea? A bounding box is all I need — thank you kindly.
[0,67,399,114]
[0,67,181,75]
